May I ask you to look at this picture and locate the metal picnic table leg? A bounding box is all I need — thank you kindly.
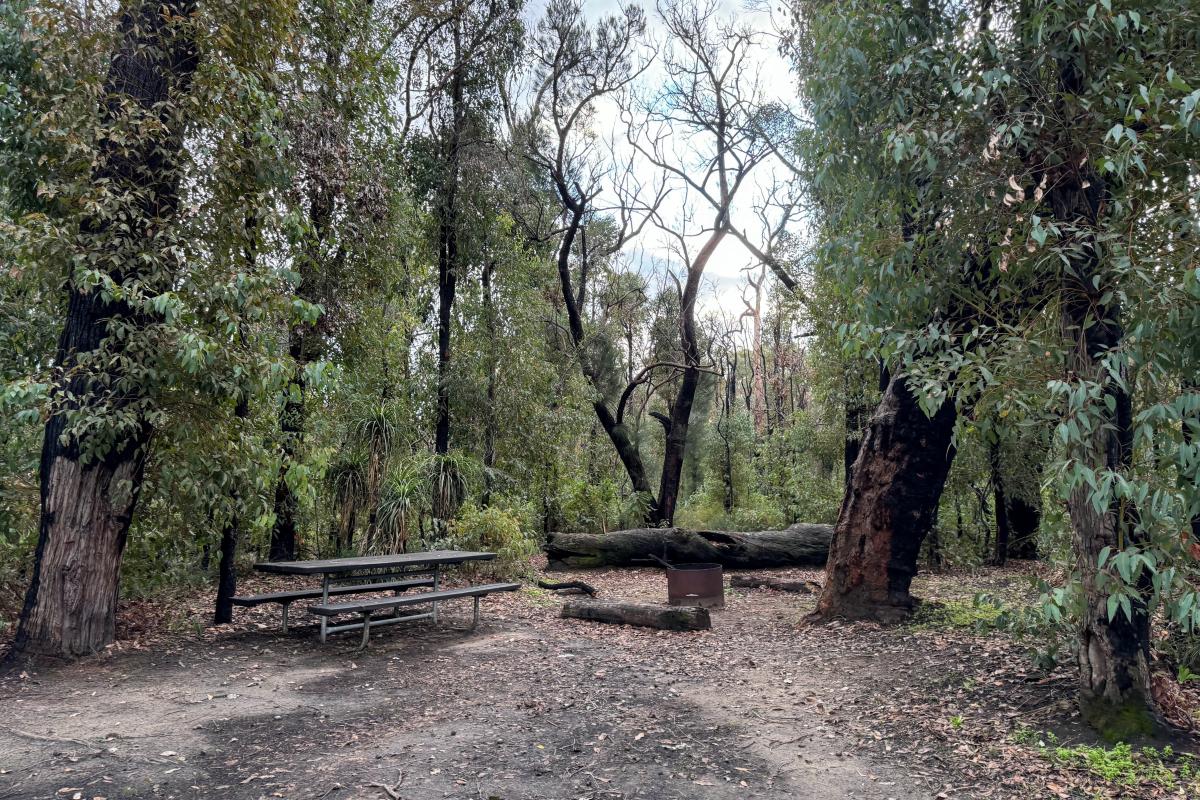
[319,574,330,643]
[432,564,440,624]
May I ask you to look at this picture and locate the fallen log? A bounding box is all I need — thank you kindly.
[561,600,710,631]
[544,523,833,570]
[536,579,597,596]
[729,575,821,593]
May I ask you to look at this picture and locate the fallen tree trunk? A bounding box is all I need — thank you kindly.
[729,575,821,593]
[561,600,710,631]
[544,524,833,570]
[536,579,597,596]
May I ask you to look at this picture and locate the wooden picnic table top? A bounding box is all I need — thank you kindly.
[253,550,496,576]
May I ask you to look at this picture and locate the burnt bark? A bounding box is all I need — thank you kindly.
[12,0,200,659]
[989,438,1011,566]
[544,523,833,570]
[269,331,304,561]
[810,374,957,624]
[656,230,726,524]
[434,37,465,458]
[214,394,250,625]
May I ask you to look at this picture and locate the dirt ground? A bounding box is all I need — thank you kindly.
[0,563,1196,800]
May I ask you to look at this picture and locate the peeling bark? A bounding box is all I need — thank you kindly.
[810,375,956,623]
[13,0,200,659]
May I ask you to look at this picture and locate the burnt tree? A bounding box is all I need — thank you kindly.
[13,0,201,659]
[810,375,956,623]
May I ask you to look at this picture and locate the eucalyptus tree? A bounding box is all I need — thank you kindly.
[789,0,1200,735]
[7,0,294,658]
[624,0,795,523]
[401,0,522,470]
[506,0,662,517]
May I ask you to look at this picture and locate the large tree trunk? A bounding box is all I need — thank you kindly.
[433,35,465,460]
[214,395,250,625]
[989,438,1011,566]
[1056,187,1166,739]
[656,229,726,524]
[810,374,956,624]
[544,523,833,570]
[12,0,200,660]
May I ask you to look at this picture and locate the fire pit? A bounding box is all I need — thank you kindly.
[663,562,725,608]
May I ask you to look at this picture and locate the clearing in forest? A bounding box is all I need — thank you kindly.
[2,562,1197,800]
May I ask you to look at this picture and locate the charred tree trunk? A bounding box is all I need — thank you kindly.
[656,230,726,524]
[215,394,250,625]
[810,374,957,624]
[544,524,833,570]
[1008,475,1041,560]
[989,438,1011,566]
[434,54,464,458]
[269,331,304,561]
[481,259,498,507]
[12,0,200,660]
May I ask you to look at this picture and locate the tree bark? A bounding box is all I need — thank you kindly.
[989,438,1011,566]
[434,30,465,459]
[12,0,200,660]
[561,600,711,631]
[544,524,833,570]
[809,374,957,624]
[269,332,304,561]
[656,229,726,524]
[214,394,250,625]
[1056,187,1165,739]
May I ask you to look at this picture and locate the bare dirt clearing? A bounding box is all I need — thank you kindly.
[1,563,1195,800]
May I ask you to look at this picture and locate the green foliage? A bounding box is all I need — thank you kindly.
[441,504,537,580]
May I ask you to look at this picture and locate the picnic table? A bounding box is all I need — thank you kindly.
[237,550,519,646]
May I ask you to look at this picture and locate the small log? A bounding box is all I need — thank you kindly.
[730,575,821,594]
[560,600,710,631]
[537,579,597,596]
[545,523,833,570]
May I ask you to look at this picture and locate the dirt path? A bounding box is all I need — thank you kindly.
[1,564,1195,800]
[0,568,931,800]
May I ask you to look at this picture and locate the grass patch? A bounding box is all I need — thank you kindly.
[1011,728,1200,793]
[909,597,1006,632]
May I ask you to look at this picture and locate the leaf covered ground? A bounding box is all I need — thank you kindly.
[1,560,1197,800]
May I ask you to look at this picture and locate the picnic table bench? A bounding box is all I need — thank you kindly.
[230,577,434,632]
[244,550,517,646]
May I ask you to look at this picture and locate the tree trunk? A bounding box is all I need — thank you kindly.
[1007,493,1040,560]
[544,523,833,570]
[481,260,498,507]
[656,229,726,524]
[1059,203,1165,739]
[730,575,820,593]
[12,0,200,660]
[269,332,304,561]
[214,395,250,625]
[989,438,1011,566]
[561,600,711,631]
[434,34,465,459]
[810,374,956,624]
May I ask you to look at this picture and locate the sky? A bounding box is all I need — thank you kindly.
[523,0,802,321]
